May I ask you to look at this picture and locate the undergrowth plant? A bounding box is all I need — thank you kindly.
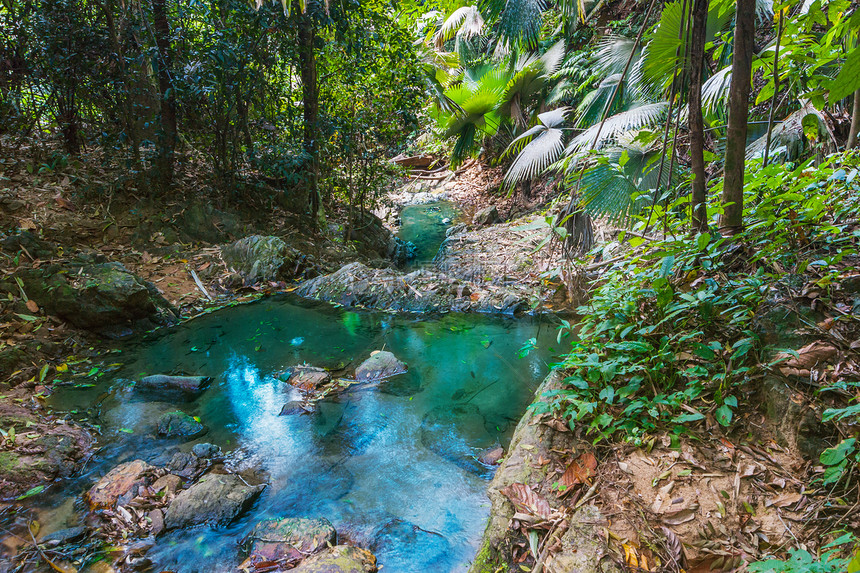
[537,152,860,444]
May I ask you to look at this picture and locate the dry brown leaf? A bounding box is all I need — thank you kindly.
[661,504,699,526]
[779,341,838,372]
[765,492,802,508]
[560,452,597,488]
[25,300,39,313]
[500,482,553,520]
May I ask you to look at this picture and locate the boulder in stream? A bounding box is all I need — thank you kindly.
[134,374,212,401]
[355,351,407,382]
[84,460,156,510]
[282,365,331,392]
[156,411,207,439]
[163,473,266,530]
[221,235,312,284]
[191,443,221,459]
[166,451,210,481]
[290,545,378,573]
[245,517,336,562]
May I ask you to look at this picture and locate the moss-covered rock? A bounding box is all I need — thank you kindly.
[221,235,314,284]
[291,545,377,573]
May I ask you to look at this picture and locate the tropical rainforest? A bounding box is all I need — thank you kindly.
[1,0,859,571]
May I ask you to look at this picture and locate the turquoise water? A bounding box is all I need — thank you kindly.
[45,295,557,572]
[397,201,460,265]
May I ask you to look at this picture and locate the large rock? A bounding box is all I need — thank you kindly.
[545,506,618,573]
[355,351,407,382]
[221,235,312,284]
[181,201,241,244]
[166,451,210,481]
[246,517,336,562]
[297,263,529,315]
[0,230,57,259]
[762,377,827,460]
[6,259,177,333]
[291,545,377,573]
[350,211,414,266]
[156,411,206,439]
[134,375,212,401]
[84,460,156,510]
[0,403,93,500]
[163,473,265,530]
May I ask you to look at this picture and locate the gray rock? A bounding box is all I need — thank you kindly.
[355,351,407,382]
[41,526,87,546]
[191,443,221,459]
[5,261,177,333]
[291,545,378,573]
[349,211,415,266]
[156,411,206,439]
[221,235,311,284]
[297,262,532,315]
[762,377,827,460]
[167,452,210,481]
[280,401,314,416]
[472,205,500,226]
[163,474,266,530]
[135,375,212,401]
[181,201,240,244]
[1,230,56,259]
[545,505,619,573]
[245,517,336,562]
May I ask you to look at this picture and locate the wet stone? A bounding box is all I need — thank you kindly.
[355,351,407,382]
[163,473,266,530]
[41,526,87,546]
[84,460,155,510]
[135,375,212,402]
[246,517,336,562]
[191,443,221,459]
[282,365,331,392]
[166,452,209,481]
[291,545,378,573]
[370,519,449,572]
[156,411,206,439]
[280,401,314,416]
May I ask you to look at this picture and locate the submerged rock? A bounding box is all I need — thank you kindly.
[245,517,336,562]
[191,443,221,459]
[0,403,93,500]
[280,401,314,416]
[40,526,87,546]
[163,473,266,530]
[355,351,407,382]
[297,262,529,315]
[370,519,449,572]
[477,445,505,466]
[134,375,212,401]
[156,411,206,439]
[291,545,378,573]
[84,460,156,510]
[221,235,312,284]
[282,365,332,392]
[4,260,177,334]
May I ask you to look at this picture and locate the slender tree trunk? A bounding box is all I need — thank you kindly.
[152,0,176,192]
[297,14,322,225]
[688,0,708,232]
[103,0,140,164]
[763,14,784,167]
[720,0,755,234]
[849,89,860,150]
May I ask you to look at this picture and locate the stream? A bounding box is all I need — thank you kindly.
[397,201,460,267]
[37,295,557,572]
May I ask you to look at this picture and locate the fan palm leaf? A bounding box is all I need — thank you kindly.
[480,0,546,49]
[435,6,485,50]
[502,107,569,187]
[567,102,669,154]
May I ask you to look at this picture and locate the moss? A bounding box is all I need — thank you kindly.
[0,451,21,473]
[471,539,507,573]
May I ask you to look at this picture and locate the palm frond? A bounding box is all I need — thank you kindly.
[746,104,834,162]
[576,161,645,223]
[568,102,669,153]
[576,73,625,127]
[480,0,546,49]
[636,1,685,99]
[434,6,485,50]
[502,107,569,187]
[594,36,638,76]
[701,65,731,119]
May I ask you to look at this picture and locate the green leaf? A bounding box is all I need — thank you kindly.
[119,428,134,434]
[820,438,856,466]
[15,314,39,322]
[696,232,711,251]
[715,403,733,426]
[692,343,715,360]
[16,484,46,500]
[659,255,675,278]
[829,45,860,104]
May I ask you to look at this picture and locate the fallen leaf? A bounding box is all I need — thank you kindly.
[560,452,597,488]
[500,483,553,520]
[765,492,802,508]
[25,300,39,313]
[661,504,699,526]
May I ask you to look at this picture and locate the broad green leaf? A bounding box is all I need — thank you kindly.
[820,438,856,466]
[829,45,860,103]
[16,484,46,500]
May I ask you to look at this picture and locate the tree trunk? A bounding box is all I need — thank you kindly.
[152,0,176,192]
[297,14,322,225]
[720,0,755,234]
[688,0,708,233]
[103,0,140,163]
[849,89,860,150]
